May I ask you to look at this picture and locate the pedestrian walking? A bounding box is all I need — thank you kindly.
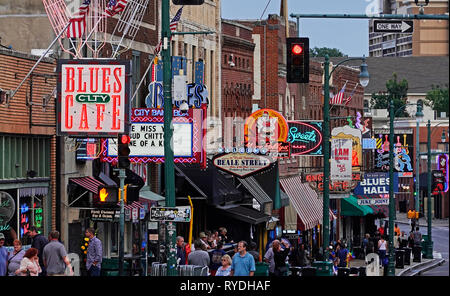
[248,241,260,263]
[295,243,309,267]
[209,241,226,276]
[400,231,408,248]
[378,235,388,266]
[394,223,401,237]
[17,248,41,276]
[42,230,73,276]
[336,243,349,268]
[7,239,25,276]
[188,239,210,267]
[27,226,48,276]
[215,254,232,276]
[412,226,422,261]
[332,258,339,276]
[0,233,8,276]
[176,236,187,266]
[85,228,102,276]
[230,241,255,276]
[263,240,278,276]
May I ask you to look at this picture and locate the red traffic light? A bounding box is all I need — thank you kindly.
[292,44,303,55]
[120,134,131,144]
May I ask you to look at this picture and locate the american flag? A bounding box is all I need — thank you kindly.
[154,6,184,55]
[67,0,91,38]
[329,81,347,105]
[104,0,128,17]
[343,83,359,106]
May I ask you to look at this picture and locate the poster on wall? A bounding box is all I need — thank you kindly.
[331,125,362,170]
[374,128,414,173]
[286,121,323,156]
[331,138,353,181]
[57,59,131,137]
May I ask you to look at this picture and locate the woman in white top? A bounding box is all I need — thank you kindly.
[18,248,42,276]
[378,236,388,266]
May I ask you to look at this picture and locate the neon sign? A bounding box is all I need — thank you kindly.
[437,154,449,193]
[286,121,323,156]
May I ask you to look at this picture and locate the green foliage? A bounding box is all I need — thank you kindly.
[370,73,409,117]
[424,84,449,114]
[310,47,346,57]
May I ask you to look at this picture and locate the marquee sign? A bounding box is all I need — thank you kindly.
[57,59,131,137]
[286,121,323,156]
[213,153,273,178]
[100,107,206,168]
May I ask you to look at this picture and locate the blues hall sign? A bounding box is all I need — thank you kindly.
[286,121,323,156]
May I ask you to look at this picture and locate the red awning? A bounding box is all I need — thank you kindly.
[280,175,335,230]
[69,176,105,195]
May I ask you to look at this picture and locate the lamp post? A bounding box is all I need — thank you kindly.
[162,0,177,276]
[415,101,424,214]
[322,55,369,258]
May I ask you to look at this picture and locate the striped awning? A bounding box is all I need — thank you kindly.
[280,175,335,230]
[69,176,105,195]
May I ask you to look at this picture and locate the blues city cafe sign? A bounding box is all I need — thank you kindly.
[286,121,323,156]
[213,153,273,178]
[353,172,399,196]
[57,59,131,137]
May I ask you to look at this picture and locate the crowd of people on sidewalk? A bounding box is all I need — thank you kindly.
[0,226,103,277]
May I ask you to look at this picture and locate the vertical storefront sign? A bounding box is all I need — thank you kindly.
[331,138,353,181]
[374,128,414,173]
[331,125,362,171]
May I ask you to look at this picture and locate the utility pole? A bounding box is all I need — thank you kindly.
[161,0,177,276]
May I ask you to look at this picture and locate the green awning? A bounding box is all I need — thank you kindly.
[341,195,374,216]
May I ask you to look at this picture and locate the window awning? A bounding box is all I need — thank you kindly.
[341,195,374,216]
[139,187,165,202]
[69,176,105,195]
[280,175,335,231]
[238,176,273,215]
[215,205,271,225]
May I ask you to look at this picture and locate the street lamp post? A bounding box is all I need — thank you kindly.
[322,55,369,258]
[387,99,396,276]
[415,101,424,214]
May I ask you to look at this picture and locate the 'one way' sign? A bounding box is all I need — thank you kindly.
[373,20,414,33]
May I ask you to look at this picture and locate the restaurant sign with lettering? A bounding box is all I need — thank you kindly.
[286,121,323,156]
[213,153,273,178]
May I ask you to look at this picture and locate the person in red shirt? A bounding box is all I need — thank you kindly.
[378,226,385,236]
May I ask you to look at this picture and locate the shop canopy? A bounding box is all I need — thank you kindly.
[280,175,335,231]
[341,195,374,216]
[214,204,271,225]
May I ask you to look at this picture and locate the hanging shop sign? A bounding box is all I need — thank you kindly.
[89,209,120,222]
[0,191,15,232]
[213,153,273,178]
[362,138,377,150]
[353,172,399,196]
[331,125,362,170]
[304,172,362,194]
[57,59,131,137]
[146,81,209,109]
[357,198,389,206]
[331,138,353,181]
[437,154,449,193]
[374,128,414,173]
[101,107,206,168]
[76,138,100,161]
[286,121,323,156]
[149,206,191,222]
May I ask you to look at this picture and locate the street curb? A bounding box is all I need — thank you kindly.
[397,258,446,276]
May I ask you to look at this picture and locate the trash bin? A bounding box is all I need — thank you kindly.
[349,267,359,276]
[337,267,350,276]
[301,267,317,276]
[395,249,405,269]
[311,261,333,276]
[358,266,366,276]
[403,247,411,265]
[254,262,269,276]
[413,246,422,262]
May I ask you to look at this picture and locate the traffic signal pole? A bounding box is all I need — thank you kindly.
[162,0,178,276]
[118,168,126,275]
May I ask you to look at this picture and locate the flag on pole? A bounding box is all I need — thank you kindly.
[154,6,184,56]
[344,83,359,106]
[104,0,128,17]
[329,81,347,105]
[67,0,91,38]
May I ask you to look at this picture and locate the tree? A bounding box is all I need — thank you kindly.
[424,84,449,115]
[310,47,346,57]
[370,73,409,118]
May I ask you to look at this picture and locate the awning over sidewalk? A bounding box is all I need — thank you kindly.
[341,195,374,216]
[238,176,273,215]
[215,205,271,225]
[280,175,335,230]
[69,176,105,195]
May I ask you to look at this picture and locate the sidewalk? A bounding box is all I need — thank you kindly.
[385,211,449,228]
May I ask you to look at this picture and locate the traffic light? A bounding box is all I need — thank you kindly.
[96,185,118,206]
[286,37,309,83]
[172,0,204,4]
[117,134,131,169]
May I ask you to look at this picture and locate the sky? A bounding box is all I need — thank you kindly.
[221,0,373,57]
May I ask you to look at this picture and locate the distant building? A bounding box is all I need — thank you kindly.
[368,0,449,57]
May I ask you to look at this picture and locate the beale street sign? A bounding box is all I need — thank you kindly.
[373,20,413,33]
[57,59,131,137]
[213,153,273,178]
